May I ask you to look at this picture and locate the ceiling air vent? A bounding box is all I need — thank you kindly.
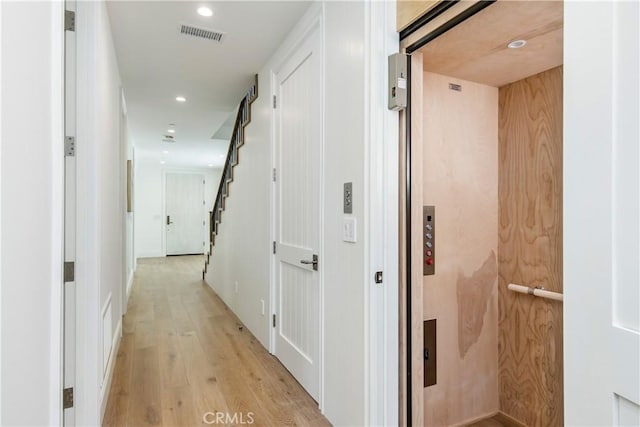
[180,24,224,42]
[163,135,176,143]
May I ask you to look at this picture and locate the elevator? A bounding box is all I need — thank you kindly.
[399,2,564,426]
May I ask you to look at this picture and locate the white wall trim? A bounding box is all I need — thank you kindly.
[50,1,66,424]
[0,0,4,422]
[75,1,102,423]
[126,269,134,305]
[268,1,325,411]
[364,1,400,425]
[99,317,122,423]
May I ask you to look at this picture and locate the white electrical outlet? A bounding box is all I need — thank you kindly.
[234,281,238,293]
[343,217,357,242]
[260,299,265,315]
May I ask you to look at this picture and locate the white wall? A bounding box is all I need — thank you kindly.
[0,1,64,425]
[322,2,368,424]
[123,114,135,299]
[134,152,221,258]
[75,0,127,423]
[206,2,386,425]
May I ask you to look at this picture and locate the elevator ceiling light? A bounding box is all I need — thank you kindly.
[175,96,186,102]
[197,6,213,17]
[507,39,527,49]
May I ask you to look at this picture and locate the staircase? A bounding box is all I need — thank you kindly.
[203,74,258,279]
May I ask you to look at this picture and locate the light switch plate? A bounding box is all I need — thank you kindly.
[343,217,357,243]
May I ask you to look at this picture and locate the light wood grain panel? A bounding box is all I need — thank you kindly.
[422,72,499,426]
[410,52,425,427]
[397,0,441,31]
[420,1,563,88]
[498,66,563,427]
[102,256,329,427]
[399,91,408,427]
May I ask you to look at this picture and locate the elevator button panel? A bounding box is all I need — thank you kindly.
[423,206,435,275]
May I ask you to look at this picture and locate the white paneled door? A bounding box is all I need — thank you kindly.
[564,1,640,425]
[274,24,321,401]
[165,173,205,255]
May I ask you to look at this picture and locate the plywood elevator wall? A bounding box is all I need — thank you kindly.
[497,66,563,427]
[422,71,499,426]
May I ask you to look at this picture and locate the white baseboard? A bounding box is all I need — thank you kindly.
[99,318,122,423]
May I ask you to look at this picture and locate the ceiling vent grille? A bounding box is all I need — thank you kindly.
[180,24,224,42]
[163,135,176,143]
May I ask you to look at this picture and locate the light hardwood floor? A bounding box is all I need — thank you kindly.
[103,256,330,427]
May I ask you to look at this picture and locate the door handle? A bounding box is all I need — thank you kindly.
[300,254,318,271]
[166,215,173,225]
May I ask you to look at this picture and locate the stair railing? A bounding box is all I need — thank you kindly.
[203,75,258,278]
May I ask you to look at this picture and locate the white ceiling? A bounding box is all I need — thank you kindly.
[107,1,311,168]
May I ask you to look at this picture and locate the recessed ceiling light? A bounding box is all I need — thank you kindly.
[208,164,214,167]
[167,129,175,133]
[162,150,169,154]
[175,96,186,102]
[219,154,224,158]
[507,40,527,49]
[197,6,213,17]
[160,160,166,165]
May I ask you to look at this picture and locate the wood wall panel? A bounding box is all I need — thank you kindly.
[397,0,441,31]
[410,53,425,427]
[422,72,499,426]
[400,53,426,427]
[498,66,563,427]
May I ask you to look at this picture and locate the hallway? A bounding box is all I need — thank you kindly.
[103,256,329,426]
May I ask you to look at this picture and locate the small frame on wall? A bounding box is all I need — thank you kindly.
[127,159,133,212]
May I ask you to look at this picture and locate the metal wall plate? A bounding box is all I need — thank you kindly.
[423,205,435,275]
[424,319,437,387]
[343,182,353,214]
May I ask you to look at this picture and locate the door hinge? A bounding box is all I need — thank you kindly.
[273,95,277,109]
[64,261,75,282]
[65,136,75,157]
[65,10,75,32]
[273,241,276,254]
[63,387,74,409]
[272,168,277,182]
[272,314,276,328]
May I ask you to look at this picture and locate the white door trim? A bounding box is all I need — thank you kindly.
[0,2,3,421]
[51,1,66,423]
[364,1,399,425]
[269,3,325,410]
[75,1,102,423]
